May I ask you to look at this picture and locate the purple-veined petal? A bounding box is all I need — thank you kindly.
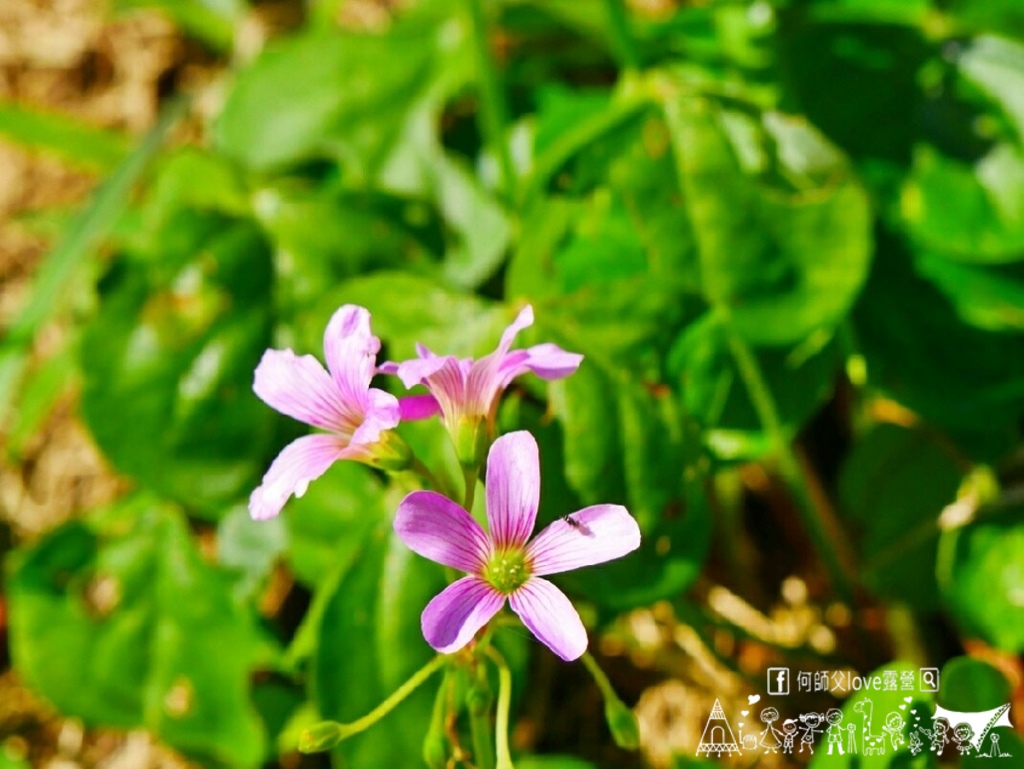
[509,577,587,661]
[394,355,450,389]
[253,349,348,432]
[349,387,400,446]
[514,343,584,381]
[394,491,491,573]
[464,306,534,414]
[526,504,641,576]
[398,394,441,420]
[486,431,540,549]
[377,361,400,375]
[323,305,380,408]
[399,356,467,422]
[249,434,348,520]
[421,576,505,654]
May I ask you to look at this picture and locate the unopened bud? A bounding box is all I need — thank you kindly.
[605,698,640,750]
[299,721,350,753]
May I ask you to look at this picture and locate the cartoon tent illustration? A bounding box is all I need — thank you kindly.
[698,699,742,757]
[933,703,1013,752]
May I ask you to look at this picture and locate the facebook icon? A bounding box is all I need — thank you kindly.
[767,667,790,695]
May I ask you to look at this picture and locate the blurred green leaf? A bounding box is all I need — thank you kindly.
[216,30,434,173]
[902,143,1024,264]
[667,100,872,345]
[938,505,1024,653]
[282,461,386,589]
[913,254,1024,331]
[777,19,932,165]
[939,657,1010,711]
[0,99,186,431]
[312,271,510,361]
[839,423,963,608]
[112,0,241,50]
[668,314,842,460]
[313,520,444,766]
[0,101,130,170]
[7,498,265,766]
[257,185,443,312]
[854,236,1024,459]
[80,220,276,514]
[217,504,286,604]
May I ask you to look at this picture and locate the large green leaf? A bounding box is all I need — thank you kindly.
[838,423,963,608]
[854,234,1024,459]
[938,505,1024,653]
[80,220,276,514]
[667,313,843,461]
[7,498,265,766]
[313,520,445,766]
[215,29,434,173]
[667,100,872,345]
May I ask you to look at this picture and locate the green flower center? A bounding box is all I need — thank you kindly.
[484,549,530,594]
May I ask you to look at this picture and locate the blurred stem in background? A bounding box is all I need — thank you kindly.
[602,0,640,70]
[719,309,858,602]
[462,0,516,200]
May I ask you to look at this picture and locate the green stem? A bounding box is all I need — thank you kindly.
[580,651,616,703]
[411,456,446,494]
[602,0,640,70]
[467,664,495,769]
[463,465,478,513]
[300,655,447,752]
[462,0,515,198]
[485,647,515,769]
[716,308,854,601]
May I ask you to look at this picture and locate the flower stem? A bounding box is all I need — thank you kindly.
[467,661,495,769]
[411,456,446,493]
[462,0,515,198]
[299,655,446,753]
[602,0,640,70]
[717,309,855,601]
[463,465,478,513]
[580,652,640,749]
[485,647,515,769]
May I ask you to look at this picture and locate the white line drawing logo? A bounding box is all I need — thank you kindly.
[696,696,1015,759]
[696,699,741,757]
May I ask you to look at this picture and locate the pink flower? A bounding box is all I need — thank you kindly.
[249,305,407,521]
[393,431,641,661]
[382,305,582,465]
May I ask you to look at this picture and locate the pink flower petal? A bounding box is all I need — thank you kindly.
[512,343,584,382]
[253,349,348,432]
[509,577,587,661]
[465,306,534,413]
[398,394,441,421]
[323,305,379,409]
[349,388,400,446]
[249,434,348,520]
[394,491,491,573]
[526,504,641,576]
[421,576,505,654]
[394,355,450,390]
[486,431,540,549]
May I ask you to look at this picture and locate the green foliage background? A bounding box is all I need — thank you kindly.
[2,0,1024,767]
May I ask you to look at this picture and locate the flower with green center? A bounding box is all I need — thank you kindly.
[393,431,641,661]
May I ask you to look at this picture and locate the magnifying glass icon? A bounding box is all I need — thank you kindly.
[921,668,939,691]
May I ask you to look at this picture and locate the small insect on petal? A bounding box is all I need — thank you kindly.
[562,514,595,538]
